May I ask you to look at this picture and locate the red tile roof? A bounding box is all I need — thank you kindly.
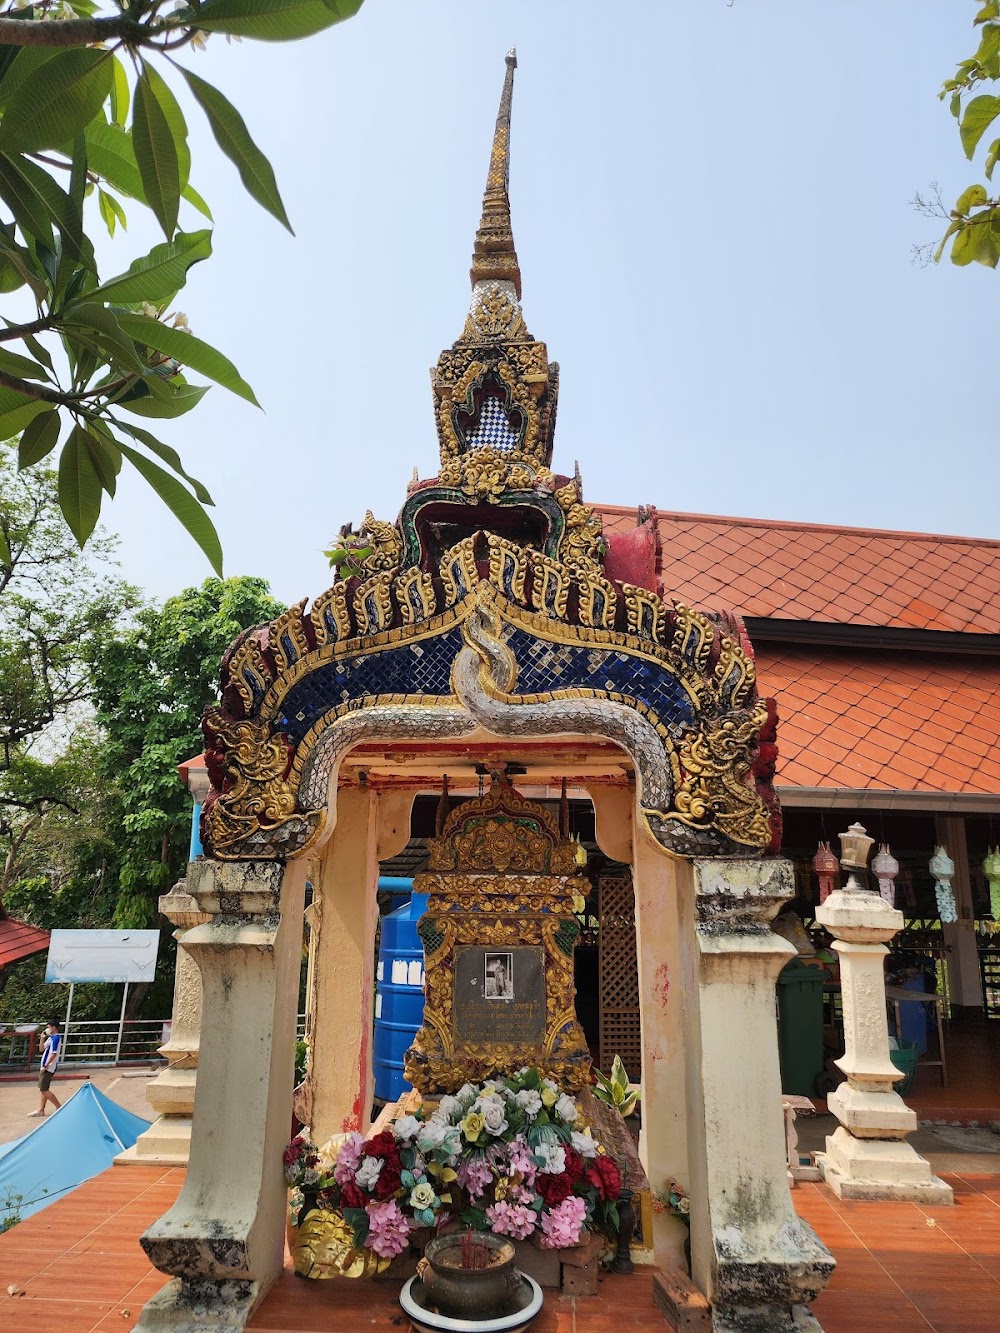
[598,506,1000,634]
[755,646,1000,794]
[0,914,50,970]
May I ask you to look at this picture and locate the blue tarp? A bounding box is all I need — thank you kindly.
[0,1081,150,1221]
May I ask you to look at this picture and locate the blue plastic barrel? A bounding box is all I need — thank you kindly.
[373,879,428,1104]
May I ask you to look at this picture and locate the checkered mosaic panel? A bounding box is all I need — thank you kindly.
[462,395,520,453]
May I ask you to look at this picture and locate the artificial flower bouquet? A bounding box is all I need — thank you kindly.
[284,1067,622,1271]
[653,1179,691,1226]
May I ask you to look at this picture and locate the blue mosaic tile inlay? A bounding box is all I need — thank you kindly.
[276,627,464,744]
[505,629,696,731]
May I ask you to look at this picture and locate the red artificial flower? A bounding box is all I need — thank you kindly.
[373,1156,402,1200]
[363,1131,399,1163]
[283,1144,300,1166]
[585,1156,621,1202]
[536,1171,574,1207]
[340,1181,367,1210]
[562,1147,585,1183]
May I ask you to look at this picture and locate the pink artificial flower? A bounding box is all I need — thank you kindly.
[486,1200,537,1241]
[364,1201,410,1259]
[506,1137,537,1185]
[539,1195,587,1249]
[457,1156,494,1200]
[334,1132,366,1185]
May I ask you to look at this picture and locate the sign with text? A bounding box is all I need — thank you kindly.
[453,946,546,1046]
[45,929,160,984]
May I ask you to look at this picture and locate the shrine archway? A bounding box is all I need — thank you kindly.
[133,47,833,1332]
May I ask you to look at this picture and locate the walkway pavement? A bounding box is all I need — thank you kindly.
[0,1069,158,1144]
[1,1164,999,1331]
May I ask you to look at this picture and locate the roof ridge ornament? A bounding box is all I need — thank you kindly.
[471,47,521,298]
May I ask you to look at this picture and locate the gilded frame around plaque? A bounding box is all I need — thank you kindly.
[403,781,591,1094]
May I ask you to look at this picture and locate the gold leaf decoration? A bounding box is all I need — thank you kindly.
[290,1209,390,1280]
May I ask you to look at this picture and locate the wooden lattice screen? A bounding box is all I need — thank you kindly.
[597,868,642,1081]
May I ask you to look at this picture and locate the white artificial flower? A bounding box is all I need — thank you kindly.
[482,1103,509,1137]
[679,1196,690,1215]
[354,1156,383,1191]
[571,1129,598,1159]
[542,1077,559,1094]
[409,1181,436,1210]
[514,1088,542,1118]
[437,1095,462,1121]
[417,1121,447,1152]
[554,1093,578,1124]
[536,1142,567,1175]
[393,1115,421,1143]
[474,1091,505,1115]
[456,1083,477,1107]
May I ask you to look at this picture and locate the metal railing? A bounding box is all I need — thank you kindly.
[1,1013,310,1069]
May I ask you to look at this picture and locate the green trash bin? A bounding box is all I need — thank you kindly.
[776,956,826,1097]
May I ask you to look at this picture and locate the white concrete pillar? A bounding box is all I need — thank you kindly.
[817,878,953,1204]
[122,887,211,1165]
[937,814,983,1011]
[683,857,834,1332]
[136,857,308,1331]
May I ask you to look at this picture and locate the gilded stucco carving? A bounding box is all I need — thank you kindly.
[404,780,592,1094]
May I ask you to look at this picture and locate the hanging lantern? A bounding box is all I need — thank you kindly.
[871,844,899,908]
[929,845,958,924]
[813,842,840,904]
[983,847,1000,920]
[838,822,874,891]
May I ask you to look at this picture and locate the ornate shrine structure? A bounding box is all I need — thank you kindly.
[135,53,837,1333]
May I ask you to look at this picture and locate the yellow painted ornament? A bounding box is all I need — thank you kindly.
[290,1209,390,1280]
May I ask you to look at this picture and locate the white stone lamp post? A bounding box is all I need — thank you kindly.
[816,823,952,1203]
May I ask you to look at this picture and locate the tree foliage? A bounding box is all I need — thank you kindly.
[937,3,1000,266]
[88,574,283,927]
[0,0,363,569]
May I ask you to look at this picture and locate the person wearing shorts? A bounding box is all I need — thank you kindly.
[30,1018,62,1117]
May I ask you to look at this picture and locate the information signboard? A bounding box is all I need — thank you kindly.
[44,929,160,984]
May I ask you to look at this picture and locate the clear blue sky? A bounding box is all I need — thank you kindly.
[95,1,991,605]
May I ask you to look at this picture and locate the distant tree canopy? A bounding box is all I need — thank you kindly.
[936,3,1000,266]
[0,446,283,1015]
[0,0,363,569]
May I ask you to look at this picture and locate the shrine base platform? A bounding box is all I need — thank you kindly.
[2,1163,1000,1332]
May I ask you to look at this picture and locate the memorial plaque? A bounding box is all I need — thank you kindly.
[454,946,546,1046]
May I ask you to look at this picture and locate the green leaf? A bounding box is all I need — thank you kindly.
[85,120,145,201]
[118,379,209,419]
[986,137,1000,181]
[61,302,148,377]
[194,0,364,42]
[133,63,181,238]
[18,409,60,467]
[951,219,985,265]
[0,523,8,567]
[0,153,54,249]
[0,384,47,440]
[15,153,89,264]
[88,229,212,304]
[961,94,1000,160]
[98,188,118,237]
[115,312,258,405]
[0,347,52,383]
[142,61,189,190]
[177,66,291,231]
[110,55,129,128]
[976,3,1000,23]
[0,49,113,154]
[85,426,120,497]
[58,423,104,545]
[116,437,223,574]
[956,183,990,213]
[182,182,213,220]
[116,419,214,504]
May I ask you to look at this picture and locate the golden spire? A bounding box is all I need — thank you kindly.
[470,48,521,299]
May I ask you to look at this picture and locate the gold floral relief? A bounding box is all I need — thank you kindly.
[670,703,771,849]
[310,582,352,649]
[269,601,310,674]
[225,635,272,717]
[358,510,403,573]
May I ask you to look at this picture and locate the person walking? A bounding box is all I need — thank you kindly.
[29,1018,63,1117]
